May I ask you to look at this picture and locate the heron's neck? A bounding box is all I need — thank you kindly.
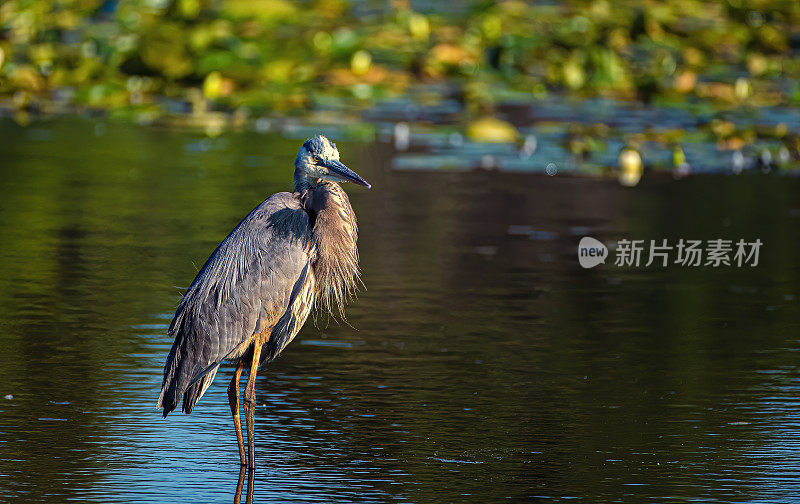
[293,169,313,194]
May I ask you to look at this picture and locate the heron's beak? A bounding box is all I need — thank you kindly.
[327,160,371,189]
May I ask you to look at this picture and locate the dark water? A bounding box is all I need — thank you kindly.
[1,118,800,503]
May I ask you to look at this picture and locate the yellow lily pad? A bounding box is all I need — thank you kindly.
[466,117,519,144]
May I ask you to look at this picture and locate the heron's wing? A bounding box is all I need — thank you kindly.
[158,192,315,415]
[261,259,316,364]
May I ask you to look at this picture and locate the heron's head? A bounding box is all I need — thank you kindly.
[294,135,371,189]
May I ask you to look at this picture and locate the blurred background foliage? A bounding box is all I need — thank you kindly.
[1,0,799,118]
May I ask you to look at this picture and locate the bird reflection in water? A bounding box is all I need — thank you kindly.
[234,465,255,504]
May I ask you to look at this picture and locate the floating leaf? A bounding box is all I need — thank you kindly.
[618,148,642,187]
[466,117,519,143]
[351,50,372,76]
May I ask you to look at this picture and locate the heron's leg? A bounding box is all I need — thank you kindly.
[243,335,265,469]
[227,360,246,466]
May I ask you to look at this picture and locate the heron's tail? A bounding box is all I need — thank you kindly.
[158,315,199,417]
[158,364,218,417]
[181,366,219,414]
[157,346,184,417]
[158,346,219,417]
[158,322,222,417]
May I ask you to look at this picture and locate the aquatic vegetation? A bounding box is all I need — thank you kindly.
[0,1,798,178]
[0,0,798,112]
[466,116,518,143]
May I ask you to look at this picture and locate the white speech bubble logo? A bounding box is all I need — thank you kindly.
[578,237,608,268]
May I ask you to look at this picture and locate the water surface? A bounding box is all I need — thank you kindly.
[1,118,800,503]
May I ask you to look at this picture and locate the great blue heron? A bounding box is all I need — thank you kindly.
[157,135,370,469]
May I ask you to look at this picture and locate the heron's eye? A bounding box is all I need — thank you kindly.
[314,156,320,163]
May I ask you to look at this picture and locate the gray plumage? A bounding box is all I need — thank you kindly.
[158,193,312,415]
[157,135,370,467]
